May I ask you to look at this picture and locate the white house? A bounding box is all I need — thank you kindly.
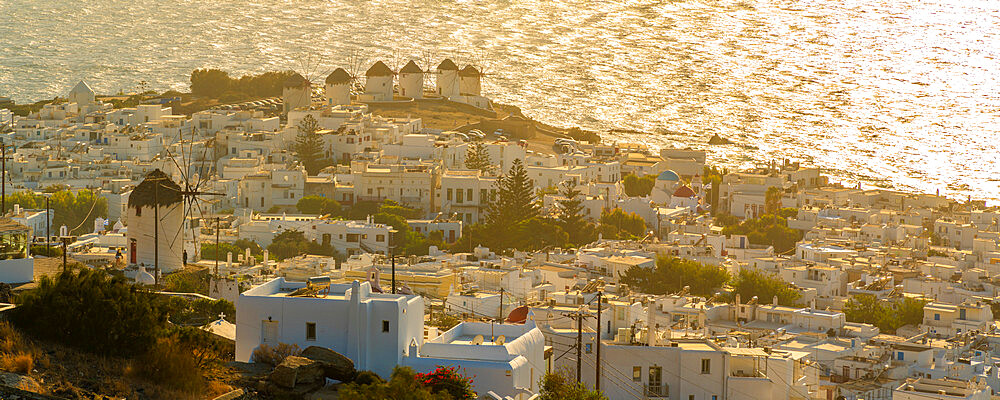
[236,278,424,378]
[0,219,33,283]
[403,321,545,399]
[893,378,990,400]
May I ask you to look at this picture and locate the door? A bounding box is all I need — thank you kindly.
[129,239,137,264]
[262,320,279,343]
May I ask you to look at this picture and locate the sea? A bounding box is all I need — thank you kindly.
[0,0,997,204]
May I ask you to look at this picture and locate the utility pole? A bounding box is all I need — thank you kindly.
[499,287,505,323]
[45,196,50,254]
[595,291,603,393]
[153,180,159,286]
[576,312,583,384]
[215,217,220,276]
[61,237,69,272]
[0,143,11,214]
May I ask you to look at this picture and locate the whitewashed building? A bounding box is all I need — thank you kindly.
[236,278,424,378]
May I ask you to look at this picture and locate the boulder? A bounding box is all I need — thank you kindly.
[269,356,324,389]
[0,372,42,393]
[301,346,356,382]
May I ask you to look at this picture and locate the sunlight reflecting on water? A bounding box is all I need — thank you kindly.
[0,0,997,203]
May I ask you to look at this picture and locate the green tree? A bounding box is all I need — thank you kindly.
[702,166,725,214]
[517,217,569,250]
[464,142,493,174]
[296,195,342,216]
[7,189,109,236]
[598,208,648,239]
[266,229,340,261]
[557,180,596,247]
[539,370,607,400]
[729,269,801,306]
[843,295,927,333]
[765,186,783,215]
[619,256,729,296]
[622,173,656,197]
[721,214,802,255]
[485,159,538,249]
[293,114,330,175]
[190,68,231,98]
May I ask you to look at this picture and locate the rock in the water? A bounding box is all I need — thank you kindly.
[301,346,356,382]
[269,356,325,389]
[708,133,733,145]
[0,372,42,393]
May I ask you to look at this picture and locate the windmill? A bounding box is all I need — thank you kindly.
[346,50,369,95]
[161,126,224,269]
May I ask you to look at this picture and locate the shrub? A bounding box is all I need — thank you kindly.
[10,269,167,357]
[251,342,301,366]
[0,353,33,374]
[136,336,204,393]
[30,245,62,257]
[416,365,476,400]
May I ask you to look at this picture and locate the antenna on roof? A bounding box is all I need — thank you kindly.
[472,335,484,345]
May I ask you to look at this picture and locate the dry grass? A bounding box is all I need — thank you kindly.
[251,342,302,366]
[133,336,205,394]
[0,352,33,374]
[0,321,37,375]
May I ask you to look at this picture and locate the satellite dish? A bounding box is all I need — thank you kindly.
[496,335,506,345]
[473,335,484,345]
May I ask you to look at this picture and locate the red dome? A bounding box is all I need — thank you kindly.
[505,305,529,324]
[673,185,696,198]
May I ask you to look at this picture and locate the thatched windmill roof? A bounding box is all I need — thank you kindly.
[128,169,182,210]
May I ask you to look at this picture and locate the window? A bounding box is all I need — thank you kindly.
[457,189,464,203]
[306,322,316,341]
[897,351,904,361]
[447,188,453,201]
[466,189,473,202]
[648,366,663,396]
[701,359,711,374]
[376,234,385,242]
[689,396,694,400]
[585,343,592,354]
[382,320,390,332]
[934,313,940,321]
[633,366,641,381]
[480,189,487,203]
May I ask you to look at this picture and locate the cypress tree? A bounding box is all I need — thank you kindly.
[485,159,538,248]
[557,180,595,246]
[293,115,328,175]
[464,142,493,174]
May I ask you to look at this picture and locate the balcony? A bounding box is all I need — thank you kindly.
[644,385,667,398]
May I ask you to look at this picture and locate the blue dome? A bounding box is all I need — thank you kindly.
[657,170,680,181]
